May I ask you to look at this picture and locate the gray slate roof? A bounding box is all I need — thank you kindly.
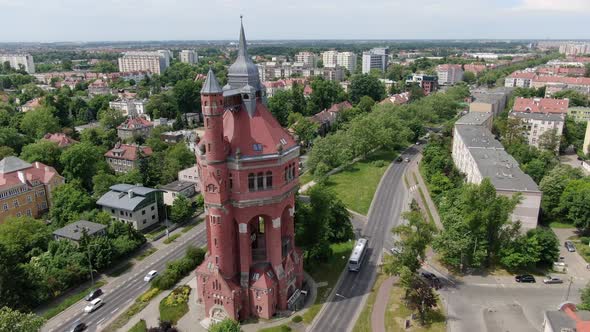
[509,112,565,122]
[0,156,32,173]
[225,19,261,94]
[455,125,504,149]
[97,184,161,211]
[201,68,223,94]
[53,220,107,241]
[456,112,492,126]
[545,311,576,331]
[470,148,540,193]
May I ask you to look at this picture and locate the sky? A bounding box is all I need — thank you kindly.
[1,0,590,42]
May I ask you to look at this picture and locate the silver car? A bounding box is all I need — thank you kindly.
[543,276,563,284]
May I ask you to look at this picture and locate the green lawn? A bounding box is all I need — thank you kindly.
[42,280,107,319]
[128,319,147,332]
[385,284,445,332]
[299,171,314,186]
[352,273,387,332]
[302,241,354,324]
[574,242,590,263]
[159,286,191,324]
[549,221,575,229]
[323,149,397,215]
[163,233,181,244]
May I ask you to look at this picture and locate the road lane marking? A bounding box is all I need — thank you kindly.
[111,307,119,314]
[96,318,105,325]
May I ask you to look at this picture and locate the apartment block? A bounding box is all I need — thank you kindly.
[109,98,148,117]
[0,53,35,73]
[118,52,168,74]
[295,52,316,67]
[406,73,438,95]
[337,52,357,72]
[436,64,464,85]
[179,50,198,64]
[509,112,565,150]
[568,107,590,122]
[452,117,541,230]
[469,87,514,115]
[362,50,388,74]
[504,71,536,88]
[322,50,338,68]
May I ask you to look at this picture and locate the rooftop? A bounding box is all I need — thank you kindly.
[160,180,195,192]
[104,143,152,161]
[456,112,492,126]
[0,156,32,173]
[509,112,565,122]
[470,148,540,193]
[513,97,569,114]
[455,125,504,149]
[53,220,107,241]
[97,184,162,211]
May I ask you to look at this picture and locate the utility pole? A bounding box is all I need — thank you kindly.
[565,276,574,301]
[85,244,95,287]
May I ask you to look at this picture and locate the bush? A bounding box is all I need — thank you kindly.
[292,315,303,323]
[139,288,161,302]
[372,160,386,168]
[151,246,206,290]
[581,237,590,245]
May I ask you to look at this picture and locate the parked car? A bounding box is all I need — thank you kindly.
[543,276,563,284]
[515,274,536,283]
[404,157,410,163]
[68,321,87,332]
[84,298,103,313]
[144,270,158,282]
[84,288,103,301]
[421,271,441,289]
[395,156,403,163]
[390,247,403,255]
[565,241,576,252]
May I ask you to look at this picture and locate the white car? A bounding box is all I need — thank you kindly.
[144,270,158,282]
[84,298,103,313]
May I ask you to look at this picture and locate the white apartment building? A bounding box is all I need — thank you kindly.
[178,165,199,185]
[436,64,464,85]
[452,114,541,231]
[158,50,172,68]
[0,53,35,73]
[509,112,565,150]
[337,52,357,73]
[295,52,316,67]
[118,52,169,74]
[97,184,162,231]
[322,51,338,68]
[109,99,148,117]
[362,49,388,74]
[179,50,198,64]
[559,43,590,56]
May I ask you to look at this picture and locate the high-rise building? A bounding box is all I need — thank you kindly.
[337,51,357,73]
[118,52,169,74]
[157,50,172,68]
[559,43,590,56]
[295,51,316,67]
[179,50,198,64]
[362,48,388,74]
[0,53,35,73]
[195,21,304,322]
[322,50,338,68]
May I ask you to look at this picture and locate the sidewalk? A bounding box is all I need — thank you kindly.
[370,276,395,332]
[406,155,442,230]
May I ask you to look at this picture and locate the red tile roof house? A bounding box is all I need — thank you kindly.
[543,302,590,332]
[379,92,411,106]
[309,101,353,136]
[512,97,569,114]
[117,117,153,140]
[42,133,78,148]
[20,97,42,112]
[104,143,153,173]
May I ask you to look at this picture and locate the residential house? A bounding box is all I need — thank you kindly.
[43,133,78,148]
[542,302,590,332]
[406,74,439,95]
[184,113,200,127]
[104,143,152,173]
[97,184,163,231]
[504,71,536,88]
[379,92,411,106]
[52,220,107,244]
[117,117,153,140]
[309,101,353,136]
[88,79,111,96]
[109,98,148,117]
[0,157,65,224]
[161,180,197,206]
[20,97,42,112]
[178,165,200,187]
[509,112,565,150]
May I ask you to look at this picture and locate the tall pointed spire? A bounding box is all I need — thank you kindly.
[201,68,222,94]
[238,15,248,58]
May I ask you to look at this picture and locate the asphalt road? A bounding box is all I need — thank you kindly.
[309,146,419,332]
[48,223,207,332]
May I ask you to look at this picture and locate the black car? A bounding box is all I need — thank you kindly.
[84,288,103,302]
[68,321,86,332]
[515,274,536,283]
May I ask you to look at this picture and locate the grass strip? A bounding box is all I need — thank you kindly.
[127,319,147,332]
[136,247,158,261]
[163,233,181,244]
[103,288,162,332]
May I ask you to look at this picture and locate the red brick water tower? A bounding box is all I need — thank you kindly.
[195,19,304,322]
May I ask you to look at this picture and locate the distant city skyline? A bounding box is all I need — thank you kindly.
[1,0,590,42]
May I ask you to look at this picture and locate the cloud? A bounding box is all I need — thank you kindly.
[514,0,590,12]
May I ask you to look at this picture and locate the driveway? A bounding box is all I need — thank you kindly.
[553,228,590,282]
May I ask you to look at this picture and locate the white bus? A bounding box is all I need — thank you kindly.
[348,238,368,272]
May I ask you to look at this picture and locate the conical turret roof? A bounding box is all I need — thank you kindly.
[201,68,223,94]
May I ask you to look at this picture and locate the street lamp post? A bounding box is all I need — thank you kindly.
[85,243,99,287]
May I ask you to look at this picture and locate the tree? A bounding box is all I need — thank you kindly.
[559,179,590,230]
[405,278,438,325]
[49,182,95,227]
[527,228,559,266]
[349,74,385,104]
[0,216,52,260]
[20,106,61,139]
[290,114,319,147]
[357,96,375,113]
[20,140,62,169]
[268,90,293,126]
[170,195,194,223]
[92,171,119,198]
[407,84,425,102]
[538,129,560,152]
[60,142,108,189]
[98,107,125,129]
[0,147,15,160]
[306,78,346,115]
[209,319,240,332]
[539,165,583,219]
[0,307,45,332]
[462,71,476,84]
[146,92,178,119]
[173,79,202,114]
[0,127,28,153]
[580,283,590,310]
[92,61,118,73]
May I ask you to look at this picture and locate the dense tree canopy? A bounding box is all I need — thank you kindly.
[349,74,386,104]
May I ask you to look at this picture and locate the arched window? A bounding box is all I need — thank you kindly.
[257,172,264,189]
[248,173,255,191]
[258,216,265,234]
[266,171,273,188]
